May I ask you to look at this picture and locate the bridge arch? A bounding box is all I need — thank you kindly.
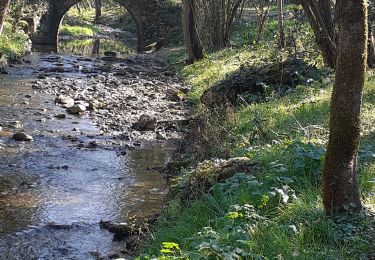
[31,0,162,50]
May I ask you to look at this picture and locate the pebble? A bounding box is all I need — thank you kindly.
[55,114,66,119]
[135,114,157,131]
[55,95,75,107]
[13,132,34,141]
[67,105,86,115]
[8,121,23,129]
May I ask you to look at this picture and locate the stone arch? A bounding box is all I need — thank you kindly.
[31,0,161,50]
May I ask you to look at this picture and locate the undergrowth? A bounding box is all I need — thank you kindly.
[0,23,29,69]
[141,5,374,260]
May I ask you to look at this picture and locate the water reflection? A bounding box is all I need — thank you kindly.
[58,38,136,57]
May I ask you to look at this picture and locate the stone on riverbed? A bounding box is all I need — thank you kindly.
[55,95,74,107]
[8,121,23,129]
[67,104,86,115]
[134,114,157,131]
[13,132,34,141]
[88,100,105,110]
[101,56,118,62]
[37,73,46,79]
[104,51,118,57]
[100,221,134,241]
[55,113,67,119]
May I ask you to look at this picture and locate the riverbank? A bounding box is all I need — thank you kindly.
[138,16,375,260]
[0,28,30,70]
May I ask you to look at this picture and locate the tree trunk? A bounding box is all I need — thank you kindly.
[318,0,334,39]
[0,0,10,35]
[182,0,204,63]
[277,0,286,48]
[301,0,337,69]
[92,39,100,55]
[322,0,367,214]
[94,0,102,24]
[368,26,375,68]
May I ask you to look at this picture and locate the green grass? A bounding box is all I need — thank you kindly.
[0,23,29,68]
[59,24,99,37]
[139,13,375,260]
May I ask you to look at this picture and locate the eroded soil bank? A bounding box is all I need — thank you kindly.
[0,40,191,259]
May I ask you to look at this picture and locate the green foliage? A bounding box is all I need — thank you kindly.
[59,24,99,37]
[0,23,29,68]
[142,6,375,259]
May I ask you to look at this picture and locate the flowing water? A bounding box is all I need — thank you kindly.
[0,38,178,259]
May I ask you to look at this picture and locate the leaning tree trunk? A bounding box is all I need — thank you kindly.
[322,0,367,214]
[94,0,102,24]
[182,0,204,63]
[277,0,286,48]
[301,0,337,69]
[0,0,10,35]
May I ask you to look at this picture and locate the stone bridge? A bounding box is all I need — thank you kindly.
[31,0,174,50]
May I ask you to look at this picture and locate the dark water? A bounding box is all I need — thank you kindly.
[0,39,176,259]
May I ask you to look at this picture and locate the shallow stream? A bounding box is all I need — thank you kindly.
[0,38,181,259]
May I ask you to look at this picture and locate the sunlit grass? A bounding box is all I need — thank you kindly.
[140,14,375,259]
[59,24,99,37]
[0,23,29,68]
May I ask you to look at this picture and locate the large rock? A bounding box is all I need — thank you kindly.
[134,114,157,131]
[67,105,86,115]
[55,95,74,107]
[100,221,134,241]
[13,132,34,141]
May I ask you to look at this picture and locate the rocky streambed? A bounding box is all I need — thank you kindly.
[33,53,191,143]
[0,44,190,259]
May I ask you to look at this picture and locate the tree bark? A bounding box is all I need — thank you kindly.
[277,0,286,48]
[368,25,375,68]
[182,0,204,63]
[318,0,334,38]
[92,39,100,55]
[322,0,367,214]
[94,0,102,24]
[301,0,337,69]
[0,0,10,35]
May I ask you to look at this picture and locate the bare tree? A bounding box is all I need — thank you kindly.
[0,0,10,35]
[194,0,245,49]
[94,0,102,24]
[182,0,204,63]
[301,0,375,69]
[300,0,336,68]
[255,0,270,44]
[322,0,367,214]
[277,0,286,48]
